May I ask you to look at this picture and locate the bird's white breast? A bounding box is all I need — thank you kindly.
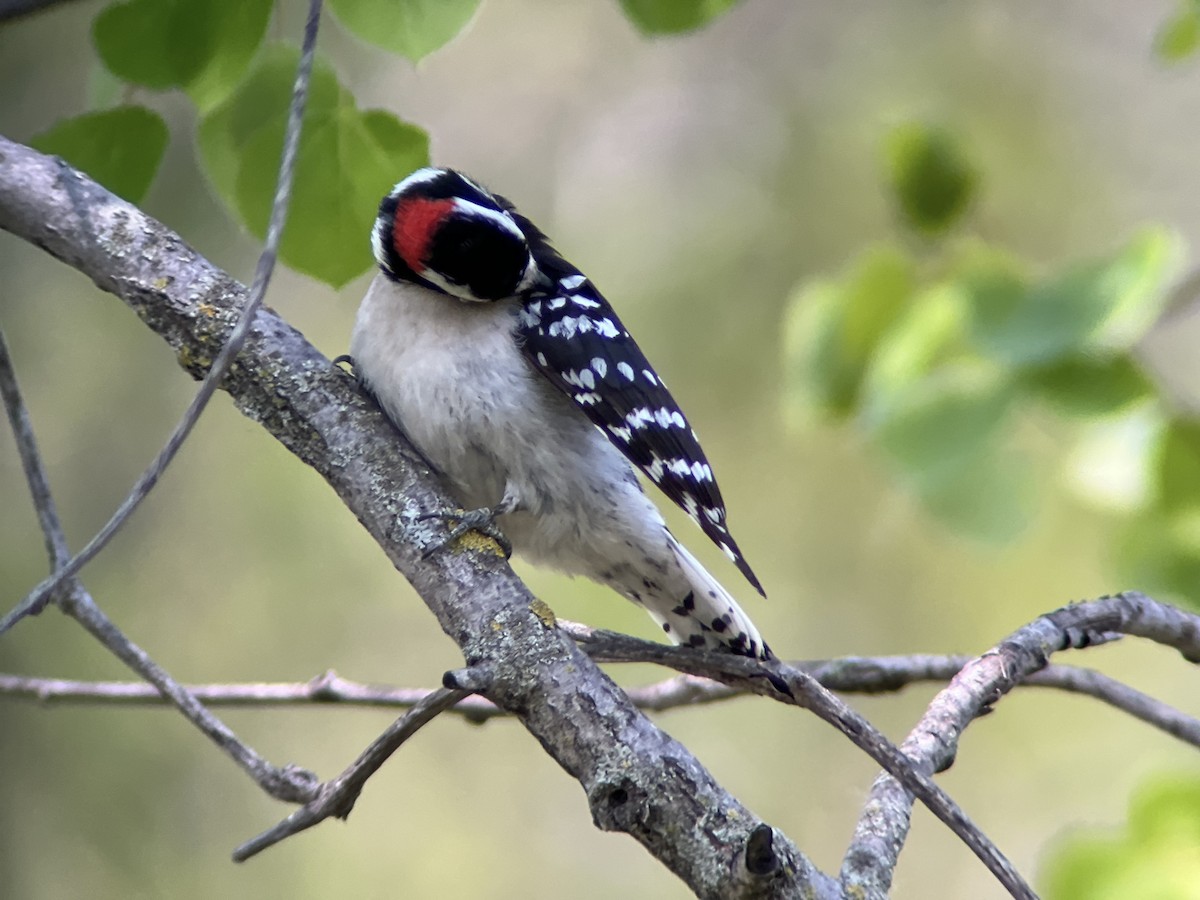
[349,273,665,571]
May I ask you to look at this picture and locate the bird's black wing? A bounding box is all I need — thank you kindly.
[509,213,764,596]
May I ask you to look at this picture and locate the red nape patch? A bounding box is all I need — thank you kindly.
[392,197,455,271]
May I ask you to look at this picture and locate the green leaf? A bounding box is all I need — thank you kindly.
[619,0,742,35]
[93,0,271,110]
[916,446,1034,542]
[328,0,481,61]
[965,230,1177,366]
[93,0,211,89]
[199,46,347,204]
[781,245,917,419]
[185,0,274,111]
[871,363,1029,541]
[31,106,168,203]
[1020,354,1154,417]
[1156,4,1200,63]
[883,122,978,236]
[873,365,1015,489]
[860,281,970,421]
[1151,420,1200,514]
[199,45,429,287]
[1089,226,1182,350]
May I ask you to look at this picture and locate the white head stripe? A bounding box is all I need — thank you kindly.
[452,198,524,241]
[390,167,445,196]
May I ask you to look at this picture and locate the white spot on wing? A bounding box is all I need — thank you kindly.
[570,294,601,309]
[591,358,607,379]
[608,424,633,443]
[559,274,586,290]
[536,352,548,367]
[578,368,596,389]
[647,456,665,482]
[595,318,620,338]
[548,296,567,310]
[626,408,653,429]
[643,369,658,385]
[518,307,540,329]
[617,362,635,381]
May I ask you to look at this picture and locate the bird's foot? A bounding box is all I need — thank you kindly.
[419,505,513,559]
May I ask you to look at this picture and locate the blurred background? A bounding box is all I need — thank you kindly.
[2,0,1199,897]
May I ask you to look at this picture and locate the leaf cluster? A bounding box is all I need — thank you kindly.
[28,0,734,286]
[783,122,1199,600]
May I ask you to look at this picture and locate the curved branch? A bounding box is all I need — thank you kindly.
[841,592,1200,898]
[0,135,832,899]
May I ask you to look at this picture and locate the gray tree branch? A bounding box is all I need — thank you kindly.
[841,592,1200,898]
[6,655,1196,749]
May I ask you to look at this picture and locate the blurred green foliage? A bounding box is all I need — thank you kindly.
[618,0,741,35]
[783,124,1196,590]
[1157,1,1200,63]
[883,122,978,236]
[1042,773,1200,899]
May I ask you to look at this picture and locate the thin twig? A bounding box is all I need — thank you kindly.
[232,687,471,862]
[0,331,69,567]
[0,0,324,637]
[0,313,317,802]
[4,658,1196,748]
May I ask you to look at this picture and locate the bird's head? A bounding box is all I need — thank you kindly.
[372,167,542,302]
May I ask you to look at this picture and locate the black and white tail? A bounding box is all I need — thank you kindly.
[638,533,770,660]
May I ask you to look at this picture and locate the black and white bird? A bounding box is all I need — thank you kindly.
[350,167,771,659]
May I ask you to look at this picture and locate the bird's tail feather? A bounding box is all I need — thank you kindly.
[641,533,771,660]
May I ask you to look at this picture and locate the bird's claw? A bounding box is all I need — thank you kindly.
[419,507,513,559]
